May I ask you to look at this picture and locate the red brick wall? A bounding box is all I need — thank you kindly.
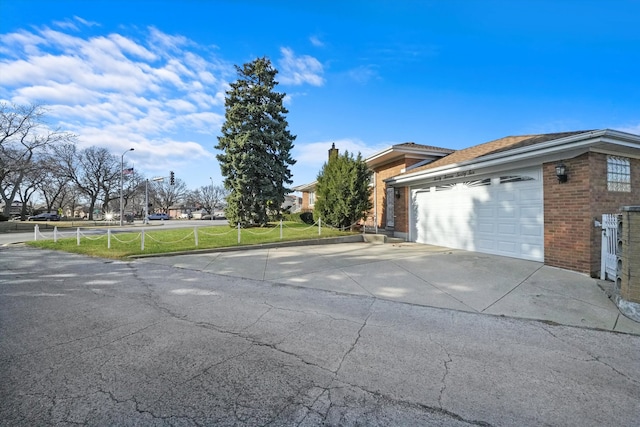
[543,154,592,273]
[373,158,423,229]
[544,152,640,276]
[300,192,311,211]
[587,153,640,275]
[394,187,409,233]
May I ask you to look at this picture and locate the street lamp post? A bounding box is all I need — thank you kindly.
[148,176,165,222]
[120,148,134,226]
[209,177,214,221]
[144,179,149,224]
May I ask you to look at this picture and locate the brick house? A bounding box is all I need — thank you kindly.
[295,129,640,277]
[294,142,453,220]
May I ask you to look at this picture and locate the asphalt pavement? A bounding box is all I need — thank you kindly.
[136,241,640,335]
[1,243,639,426]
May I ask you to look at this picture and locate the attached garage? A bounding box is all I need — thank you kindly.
[409,167,544,261]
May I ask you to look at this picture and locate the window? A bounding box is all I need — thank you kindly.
[308,191,315,206]
[500,175,534,184]
[435,179,491,191]
[607,156,631,192]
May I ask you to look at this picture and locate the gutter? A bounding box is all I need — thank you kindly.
[386,129,640,185]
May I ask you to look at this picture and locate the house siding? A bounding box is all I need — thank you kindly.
[394,187,409,234]
[300,192,311,211]
[543,154,592,273]
[373,158,423,230]
[544,152,640,276]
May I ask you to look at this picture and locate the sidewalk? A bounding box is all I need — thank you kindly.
[137,241,640,335]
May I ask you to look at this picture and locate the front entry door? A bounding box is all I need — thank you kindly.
[386,187,395,229]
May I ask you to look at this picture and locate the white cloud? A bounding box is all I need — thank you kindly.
[278,47,324,87]
[348,65,381,84]
[53,16,100,31]
[309,36,324,47]
[0,23,233,186]
[617,123,640,135]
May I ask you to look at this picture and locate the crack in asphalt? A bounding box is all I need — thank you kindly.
[538,324,640,386]
[126,264,497,426]
[335,304,374,375]
[439,348,453,409]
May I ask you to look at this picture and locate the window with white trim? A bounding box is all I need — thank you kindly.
[499,175,535,184]
[308,191,315,206]
[607,156,631,192]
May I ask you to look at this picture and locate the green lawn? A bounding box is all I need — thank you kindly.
[26,222,357,259]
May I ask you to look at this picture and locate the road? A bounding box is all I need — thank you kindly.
[1,245,639,426]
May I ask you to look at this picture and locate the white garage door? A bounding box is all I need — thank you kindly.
[410,168,544,261]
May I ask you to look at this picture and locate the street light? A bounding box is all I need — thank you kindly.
[144,176,165,224]
[120,148,134,226]
[144,179,149,224]
[210,177,214,221]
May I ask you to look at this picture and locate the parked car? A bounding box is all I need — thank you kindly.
[27,213,60,221]
[147,213,170,220]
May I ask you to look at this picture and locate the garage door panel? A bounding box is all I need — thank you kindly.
[498,241,517,253]
[477,206,494,218]
[520,188,542,201]
[521,224,542,236]
[498,223,517,234]
[521,243,543,260]
[477,238,497,251]
[411,167,543,261]
[498,207,516,218]
[499,191,516,201]
[478,222,495,233]
[520,206,541,219]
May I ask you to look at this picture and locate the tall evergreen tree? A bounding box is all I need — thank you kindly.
[216,57,296,226]
[314,150,373,230]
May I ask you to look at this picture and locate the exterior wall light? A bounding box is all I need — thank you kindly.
[555,162,568,183]
[395,188,401,199]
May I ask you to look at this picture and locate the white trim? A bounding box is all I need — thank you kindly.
[591,147,640,160]
[387,129,640,186]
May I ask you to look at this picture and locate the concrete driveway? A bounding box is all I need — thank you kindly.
[137,241,640,335]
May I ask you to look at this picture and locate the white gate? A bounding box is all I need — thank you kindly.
[601,214,619,281]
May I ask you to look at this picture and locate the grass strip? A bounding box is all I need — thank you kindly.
[26,222,357,259]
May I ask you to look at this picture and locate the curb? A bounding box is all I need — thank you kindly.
[128,234,365,259]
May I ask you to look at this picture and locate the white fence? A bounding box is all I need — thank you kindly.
[32,220,330,251]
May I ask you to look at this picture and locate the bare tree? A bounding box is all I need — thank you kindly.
[13,164,43,219]
[152,179,188,214]
[122,171,146,217]
[199,183,229,214]
[0,103,75,216]
[36,153,75,214]
[55,144,120,220]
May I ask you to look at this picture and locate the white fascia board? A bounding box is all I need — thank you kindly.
[386,129,640,186]
[365,145,451,166]
[365,146,395,163]
[292,181,317,192]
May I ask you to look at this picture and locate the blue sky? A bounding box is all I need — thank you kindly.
[2,0,640,190]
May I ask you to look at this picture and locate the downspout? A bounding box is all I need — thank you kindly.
[373,171,378,234]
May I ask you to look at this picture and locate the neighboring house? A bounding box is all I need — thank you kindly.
[294,181,317,212]
[1,201,23,217]
[281,194,301,213]
[294,142,453,222]
[296,130,640,277]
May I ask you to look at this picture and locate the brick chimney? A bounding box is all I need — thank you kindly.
[328,143,339,161]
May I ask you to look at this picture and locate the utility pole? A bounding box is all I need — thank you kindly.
[120,148,134,226]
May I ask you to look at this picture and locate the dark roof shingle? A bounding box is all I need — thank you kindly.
[404,131,592,175]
